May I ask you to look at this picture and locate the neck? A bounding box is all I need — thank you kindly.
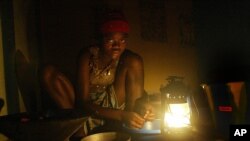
[98,52,118,71]
[99,52,112,63]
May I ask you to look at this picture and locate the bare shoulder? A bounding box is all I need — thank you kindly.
[120,49,143,67]
[77,48,92,64]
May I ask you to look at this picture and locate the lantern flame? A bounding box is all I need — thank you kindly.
[164,102,191,128]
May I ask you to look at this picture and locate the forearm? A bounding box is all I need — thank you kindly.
[83,101,124,121]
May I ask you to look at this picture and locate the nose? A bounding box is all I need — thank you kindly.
[112,41,120,47]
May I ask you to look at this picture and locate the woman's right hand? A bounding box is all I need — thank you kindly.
[121,111,145,129]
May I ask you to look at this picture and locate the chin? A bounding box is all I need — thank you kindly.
[112,54,121,60]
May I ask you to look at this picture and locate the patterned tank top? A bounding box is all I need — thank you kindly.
[88,47,119,93]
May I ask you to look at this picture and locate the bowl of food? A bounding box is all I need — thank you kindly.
[81,132,131,141]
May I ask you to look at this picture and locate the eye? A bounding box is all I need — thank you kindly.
[108,39,114,44]
[120,39,126,44]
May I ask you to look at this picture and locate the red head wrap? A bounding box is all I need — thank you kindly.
[100,11,130,33]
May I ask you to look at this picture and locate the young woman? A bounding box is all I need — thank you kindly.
[41,10,154,137]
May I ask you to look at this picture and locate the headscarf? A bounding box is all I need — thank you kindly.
[100,10,129,33]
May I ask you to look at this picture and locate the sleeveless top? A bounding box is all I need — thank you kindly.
[81,47,125,135]
[88,46,118,93]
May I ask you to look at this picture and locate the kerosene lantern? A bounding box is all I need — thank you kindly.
[160,76,193,135]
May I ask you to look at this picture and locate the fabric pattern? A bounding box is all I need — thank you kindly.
[81,47,125,135]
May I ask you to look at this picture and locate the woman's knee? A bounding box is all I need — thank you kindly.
[42,65,57,77]
[41,65,58,82]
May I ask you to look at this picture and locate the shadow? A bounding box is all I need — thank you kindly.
[14,50,41,114]
[0,98,4,113]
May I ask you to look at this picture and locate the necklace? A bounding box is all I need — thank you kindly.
[89,46,119,80]
[96,59,114,76]
[92,54,119,77]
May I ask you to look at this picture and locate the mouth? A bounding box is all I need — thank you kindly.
[111,48,121,52]
[111,48,121,55]
[110,48,121,59]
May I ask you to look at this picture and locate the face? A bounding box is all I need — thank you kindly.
[102,32,128,60]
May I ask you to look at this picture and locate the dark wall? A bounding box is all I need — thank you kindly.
[193,0,250,83]
[38,0,200,92]
[39,0,101,82]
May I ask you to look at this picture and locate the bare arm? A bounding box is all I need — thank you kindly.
[75,50,91,109]
[125,53,145,112]
[123,51,155,121]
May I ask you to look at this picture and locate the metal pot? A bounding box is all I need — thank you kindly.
[81,132,131,141]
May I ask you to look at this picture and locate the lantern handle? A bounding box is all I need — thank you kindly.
[166,76,184,83]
